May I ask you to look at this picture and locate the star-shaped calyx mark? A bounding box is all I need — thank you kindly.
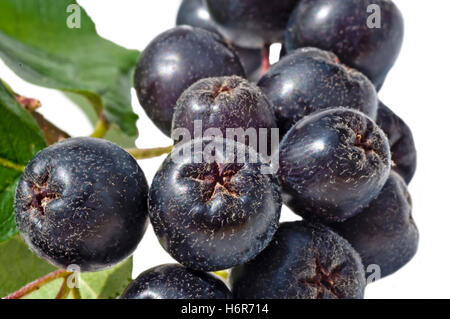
[300,259,346,298]
[28,173,59,216]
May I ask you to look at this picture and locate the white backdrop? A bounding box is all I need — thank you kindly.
[1,0,449,299]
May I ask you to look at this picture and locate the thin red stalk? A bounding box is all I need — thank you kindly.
[261,43,271,75]
[3,269,71,299]
[55,276,70,299]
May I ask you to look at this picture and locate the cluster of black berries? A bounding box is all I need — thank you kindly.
[15,0,418,299]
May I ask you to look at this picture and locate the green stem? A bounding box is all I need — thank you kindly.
[126,145,174,160]
[3,269,71,299]
[0,158,25,173]
[72,287,82,299]
[90,116,109,139]
[214,270,229,280]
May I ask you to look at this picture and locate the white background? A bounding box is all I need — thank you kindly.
[1,0,449,299]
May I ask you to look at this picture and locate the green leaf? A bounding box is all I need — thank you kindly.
[23,258,133,299]
[0,0,140,136]
[0,235,57,297]
[77,258,133,299]
[0,236,133,299]
[0,80,47,242]
[65,92,137,148]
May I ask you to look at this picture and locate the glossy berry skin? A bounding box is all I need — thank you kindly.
[176,0,220,35]
[172,76,277,153]
[14,137,149,272]
[176,0,262,79]
[230,221,366,299]
[148,137,282,271]
[377,101,417,184]
[285,0,404,90]
[134,26,245,136]
[329,172,419,279]
[121,264,232,299]
[258,47,378,137]
[205,0,299,48]
[278,108,391,222]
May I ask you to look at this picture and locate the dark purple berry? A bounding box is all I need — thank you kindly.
[14,137,149,272]
[121,264,232,299]
[258,47,378,137]
[329,172,419,279]
[148,137,281,271]
[176,0,220,35]
[278,108,391,222]
[134,26,245,136]
[176,0,263,79]
[172,76,277,154]
[377,101,417,184]
[285,0,404,90]
[205,0,299,48]
[230,221,366,299]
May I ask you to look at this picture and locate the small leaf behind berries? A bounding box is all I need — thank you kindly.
[65,92,137,148]
[0,236,133,299]
[0,0,140,136]
[0,235,57,297]
[23,258,133,299]
[0,80,47,243]
[79,258,133,299]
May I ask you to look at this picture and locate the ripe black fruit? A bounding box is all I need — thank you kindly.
[230,221,366,299]
[329,172,419,279]
[258,47,378,137]
[121,264,232,299]
[148,137,281,271]
[134,26,245,136]
[278,108,391,222]
[285,0,404,90]
[172,76,277,154]
[377,101,417,184]
[176,0,263,80]
[14,137,149,272]
[205,0,299,48]
[176,0,220,35]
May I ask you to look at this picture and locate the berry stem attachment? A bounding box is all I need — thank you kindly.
[261,43,271,75]
[3,269,71,299]
[126,145,174,160]
[90,113,109,139]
